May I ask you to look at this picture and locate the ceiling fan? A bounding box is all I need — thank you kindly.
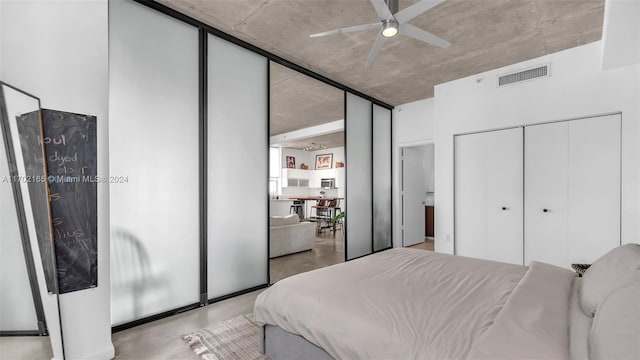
[310,0,451,66]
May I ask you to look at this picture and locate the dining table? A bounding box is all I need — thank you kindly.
[288,197,343,232]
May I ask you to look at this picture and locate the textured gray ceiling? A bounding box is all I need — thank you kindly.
[272,131,345,150]
[157,0,604,143]
[270,62,343,136]
[270,62,345,149]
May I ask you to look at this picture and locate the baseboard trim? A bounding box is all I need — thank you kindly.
[0,330,40,336]
[66,343,114,360]
[112,302,201,333]
[208,283,269,304]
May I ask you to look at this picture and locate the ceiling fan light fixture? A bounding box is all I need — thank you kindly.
[381,19,399,37]
[303,142,327,151]
[309,0,451,66]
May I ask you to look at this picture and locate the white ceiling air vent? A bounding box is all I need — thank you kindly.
[497,64,550,87]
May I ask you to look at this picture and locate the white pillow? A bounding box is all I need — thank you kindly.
[589,281,640,360]
[581,244,640,316]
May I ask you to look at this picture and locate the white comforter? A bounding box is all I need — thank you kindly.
[254,248,576,360]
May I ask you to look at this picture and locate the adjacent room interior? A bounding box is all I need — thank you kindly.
[268,61,346,283]
[0,0,638,359]
[401,143,434,250]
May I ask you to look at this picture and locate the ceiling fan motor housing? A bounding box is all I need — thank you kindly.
[381,19,399,37]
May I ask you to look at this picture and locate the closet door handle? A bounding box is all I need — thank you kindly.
[543,208,549,213]
[501,206,508,211]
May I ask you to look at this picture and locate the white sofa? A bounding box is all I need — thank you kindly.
[270,214,316,258]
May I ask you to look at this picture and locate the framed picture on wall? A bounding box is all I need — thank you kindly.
[315,153,333,169]
[286,156,296,169]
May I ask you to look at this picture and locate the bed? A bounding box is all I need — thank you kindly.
[254,245,640,360]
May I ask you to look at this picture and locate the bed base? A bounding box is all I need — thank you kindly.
[260,325,334,360]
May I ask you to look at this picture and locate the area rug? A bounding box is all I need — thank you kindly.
[183,313,269,360]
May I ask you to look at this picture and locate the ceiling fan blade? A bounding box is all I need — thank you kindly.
[310,22,381,38]
[399,23,451,48]
[370,0,393,20]
[394,0,445,23]
[365,33,386,67]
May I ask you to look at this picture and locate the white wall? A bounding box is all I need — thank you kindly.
[1,1,113,359]
[0,0,35,329]
[602,0,640,70]
[434,40,640,254]
[392,98,435,247]
[422,144,435,194]
[281,148,312,169]
[0,0,3,75]
[281,146,344,170]
[394,98,435,146]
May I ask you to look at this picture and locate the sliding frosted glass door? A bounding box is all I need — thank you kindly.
[345,93,372,260]
[109,0,200,325]
[207,35,268,299]
[373,105,392,251]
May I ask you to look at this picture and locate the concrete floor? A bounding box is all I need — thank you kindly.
[0,289,261,360]
[0,336,54,360]
[270,230,344,284]
[0,233,433,360]
[0,232,345,360]
[111,290,262,360]
[407,238,435,251]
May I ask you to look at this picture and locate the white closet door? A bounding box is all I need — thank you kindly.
[568,115,621,263]
[525,122,569,267]
[485,128,523,265]
[454,132,487,258]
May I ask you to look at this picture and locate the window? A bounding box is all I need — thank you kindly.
[269,147,281,196]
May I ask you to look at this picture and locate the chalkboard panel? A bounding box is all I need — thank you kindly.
[42,109,97,294]
[16,111,57,293]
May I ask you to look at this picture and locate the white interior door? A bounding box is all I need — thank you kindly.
[402,146,427,246]
[485,128,524,265]
[568,114,621,263]
[525,122,569,267]
[454,134,487,257]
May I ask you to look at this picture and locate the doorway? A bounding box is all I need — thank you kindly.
[401,143,434,250]
[268,62,345,284]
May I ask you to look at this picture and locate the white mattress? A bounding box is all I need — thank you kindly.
[256,249,577,359]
